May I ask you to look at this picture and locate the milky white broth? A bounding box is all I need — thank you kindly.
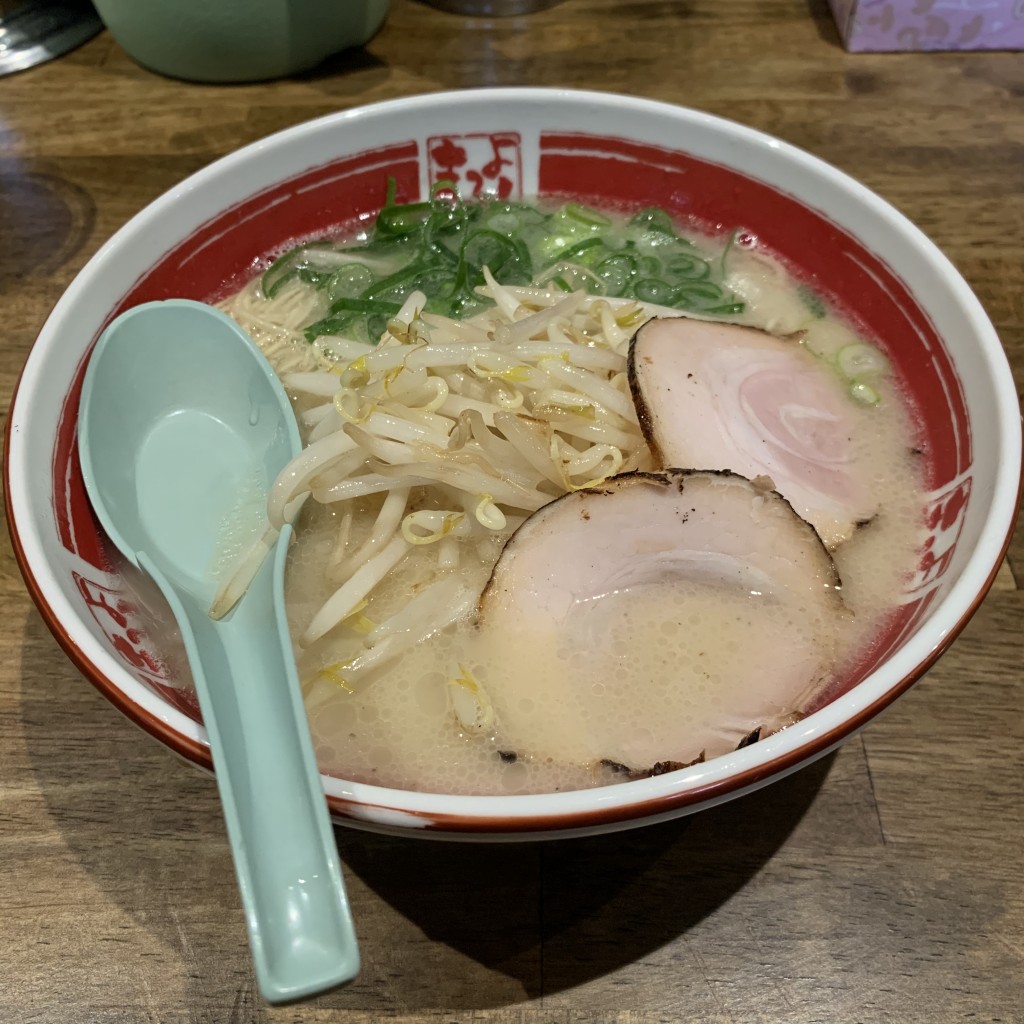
[219,203,927,796]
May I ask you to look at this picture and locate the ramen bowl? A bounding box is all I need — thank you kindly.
[6,89,1020,840]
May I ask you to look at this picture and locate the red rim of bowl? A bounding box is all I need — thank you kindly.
[6,89,1022,836]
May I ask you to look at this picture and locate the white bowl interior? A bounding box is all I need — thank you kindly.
[8,89,1020,837]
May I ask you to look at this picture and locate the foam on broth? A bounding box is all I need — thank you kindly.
[222,206,927,796]
[288,405,923,794]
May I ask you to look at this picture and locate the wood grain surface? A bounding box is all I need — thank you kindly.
[1,2,1022,1021]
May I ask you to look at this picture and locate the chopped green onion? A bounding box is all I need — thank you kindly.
[633,254,661,277]
[798,284,828,320]
[596,253,638,296]
[261,245,305,299]
[665,252,711,281]
[377,200,434,236]
[719,227,740,276]
[673,281,739,311]
[629,207,677,237]
[304,313,356,343]
[279,178,748,342]
[850,381,881,406]
[328,296,403,316]
[460,229,531,283]
[634,278,676,304]
[297,268,331,288]
[361,263,429,303]
[838,342,889,380]
[326,264,374,301]
[550,236,605,263]
[560,202,612,229]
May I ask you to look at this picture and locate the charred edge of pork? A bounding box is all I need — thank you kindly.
[736,726,762,749]
[625,316,668,467]
[599,726,767,781]
[476,467,844,617]
[599,752,707,781]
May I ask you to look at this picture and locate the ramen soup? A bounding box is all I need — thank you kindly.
[216,189,926,795]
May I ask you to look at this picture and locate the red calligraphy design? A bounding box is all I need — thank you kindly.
[73,572,171,681]
[906,476,972,595]
[428,137,468,186]
[427,132,522,200]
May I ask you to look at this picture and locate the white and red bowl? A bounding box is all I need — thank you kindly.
[6,89,1020,839]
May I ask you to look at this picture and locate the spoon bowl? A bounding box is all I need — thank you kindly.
[78,299,360,1002]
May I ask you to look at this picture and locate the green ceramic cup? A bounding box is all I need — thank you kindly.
[91,0,390,82]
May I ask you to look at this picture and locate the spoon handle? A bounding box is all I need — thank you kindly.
[139,529,359,1003]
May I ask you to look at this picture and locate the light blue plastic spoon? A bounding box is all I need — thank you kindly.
[78,299,360,1003]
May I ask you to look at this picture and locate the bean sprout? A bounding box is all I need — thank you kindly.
[224,270,668,684]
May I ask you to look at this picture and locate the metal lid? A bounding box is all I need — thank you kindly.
[0,0,102,76]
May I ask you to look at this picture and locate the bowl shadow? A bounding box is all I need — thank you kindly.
[333,753,833,1005]
[19,608,833,1010]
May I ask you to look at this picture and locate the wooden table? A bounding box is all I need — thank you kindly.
[2,2,1022,1021]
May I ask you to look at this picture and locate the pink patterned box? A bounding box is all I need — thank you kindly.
[828,0,1024,50]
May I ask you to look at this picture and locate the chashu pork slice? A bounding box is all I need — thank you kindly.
[628,317,877,548]
[476,470,847,771]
